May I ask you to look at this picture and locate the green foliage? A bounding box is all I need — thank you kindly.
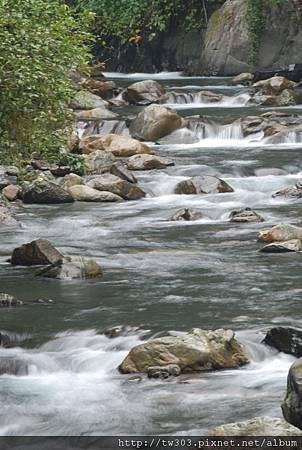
[0,0,94,166]
[246,0,265,65]
[57,153,86,175]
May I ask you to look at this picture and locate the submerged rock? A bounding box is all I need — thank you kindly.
[282,358,302,430]
[229,208,264,223]
[11,239,64,266]
[86,174,145,200]
[127,154,174,171]
[260,239,302,253]
[170,208,202,221]
[0,293,23,307]
[129,105,185,141]
[22,180,74,204]
[118,328,248,375]
[175,176,234,195]
[80,134,151,157]
[69,185,123,202]
[147,364,181,379]
[0,206,18,227]
[264,327,302,357]
[104,325,141,339]
[258,224,302,243]
[122,80,166,105]
[208,416,302,436]
[273,182,302,199]
[37,256,103,280]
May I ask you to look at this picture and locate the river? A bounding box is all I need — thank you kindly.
[0,72,301,435]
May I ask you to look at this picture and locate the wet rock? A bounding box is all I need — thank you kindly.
[170,208,202,221]
[129,105,185,141]
[0,165,19,189]
[76,107,117,121]
[260,239,302,253]
[249,93,277,106]
[0,206,18,227]
[253,76,297,96]
[83,150,116,174]
[127,154,174,171]
[0,293,23,307]
[11,239,64,266]
[122,80,166,105]
[118,328,248,375]
[80,134,151,157]
[37,256,103,280]
[82,79,117,100]
[273,182,302,199]
[86,174,145,200]
[258,224,302,243]
[199,90,223,102]
[110,162,137,184]
[282,358,302,430]
[208,416,302,436]
[147,364,181,379]
[62,173,84,190]
[231,72,253,85]
[2,184,20,202]
[229,208,264,223]
[277,89,296,106]
[264,327,302,357]
[0,357,28,376]
[175,176,234,195]
[69,185,123,202]
[104,325,140,338]
[22,179,74,204]
[70,90,109,110]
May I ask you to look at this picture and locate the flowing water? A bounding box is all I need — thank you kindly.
[0,73,302,436]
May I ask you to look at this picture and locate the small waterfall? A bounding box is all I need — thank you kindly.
[79,120,130,138]
[265,128,302,144]
[188,119,243,140]
[166,91,250,106]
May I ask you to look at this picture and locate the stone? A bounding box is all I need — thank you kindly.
[69,185,123,202]
[229,208,264,223]
[22,180,74,204]
[86,174,145,200]
[11,239,64,266]
[264,327,302,357]
[104,326,140,339]
[170,208,202,221]
[253,76,297,96]
[277,89,296,107]
[70,90,109,110]
[260,239,302,253]
[62,174,84,190]
[158,128,199,145]
[122,80,166,105]
[231,73,254,85]
[0,293,23,307]
[0,206,18,226]
[129,105,185,141]
[208,416,302,436]
[110,162,137,184]
[2,184,20,201]
[258,224,302,243]
[147,364,181,379]
[175,176,234,195]
[80,134,151,157]
[76,107,117,121]
[0,165,19,189]
[127,154,174,171]
[118,328,248,375]
[273,182,302,199]
[282,358,302,430]
[37,256,103,280]
[82,79,117,100]
[83,150,116,174]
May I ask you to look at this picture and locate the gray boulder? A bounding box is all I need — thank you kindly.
[37,256,103,280]
[69,185,123,202]
[258,224,302,243]
[70,91,109,110]
[83,150,116,174]
[230,208,264,223]
[122,80,166,105]
[86,174,145,200]
[170,208,202,221]
[260,239,302,253]
[127,154,174,171]
[22,180,74,204]
[264,327,302,357]
[11,239,63,266]
[110,162,137,184]
[175,176,234,195]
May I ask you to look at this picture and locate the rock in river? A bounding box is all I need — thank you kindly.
[37,256,103,280]
[0,293,23,307]
[229,208,264,223]
[175,176,234,195]
[11,239,63,266]
[127,154,174,171]
[122,80,166,105]
[118,328,248,375]
[80,134,151,157]
[260,239,302,253]
[129,104,185,141]
[83,150,116,174]
[282,358,302,430]
[264,327,302,357]
[69,185,123,202]
[86,174,145,200]
[170,208,202,221]
[22,180,74,204]
[70,90,109,110]
[258,224,302,243]
[273,181,302,199]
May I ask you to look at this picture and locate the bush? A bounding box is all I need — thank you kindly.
[0,0,94,165]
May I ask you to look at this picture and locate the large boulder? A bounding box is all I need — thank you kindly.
[70,90,109,110]
[282,358,302,430]
[260,239,302,253]
[258,224,302,243]
[83,150,116,174]
[175,176,234,195]
[129,105,185,141]
[208,416,302,436]
[76,107,117,121]
[127,154,174,171]
[118,328,248,375]
[11,239,63,266]
[252,76,297,96]
[69,185,123,202]
[122,80,166,105]
[264,327,302,357]
[37,256,103,280]
[22,179,74,204]
[82,78,117,100]
[229,208,264,223]
[80,134,151,157]
[86,174,145,200]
